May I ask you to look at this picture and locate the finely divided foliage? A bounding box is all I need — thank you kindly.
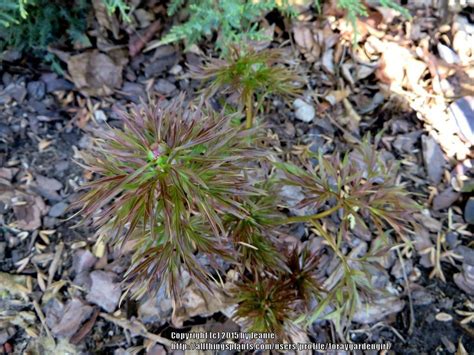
[274,136,419,333]
[191,46,305,128]
[74,97,268,299]
[76,64,418,336]
[75,97,419,335]
[277,136,419,240]
[161,0,296,53]
[194,47,304,101]
[234,246,322,339]
[234,277,297,337]
[160,0,410,53]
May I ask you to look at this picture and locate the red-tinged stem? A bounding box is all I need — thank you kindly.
[274,204,342,225]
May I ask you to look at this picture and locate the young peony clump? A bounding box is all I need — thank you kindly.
[74,96,267,299]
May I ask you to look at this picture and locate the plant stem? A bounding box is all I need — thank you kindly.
[273,204,341,225]
[245,93,253,129]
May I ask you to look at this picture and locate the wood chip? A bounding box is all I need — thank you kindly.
[435,312,453,322]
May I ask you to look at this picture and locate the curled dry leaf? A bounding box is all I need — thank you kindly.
[92,0,119,38]
[454,263,474,295]
[50,298,94,338]
[171,283,231,328]
[293,25,313,51]
[376,42,426,90]
[293,25,323,62]
[67,50,127,97]
[12,193,47,231]
[322,49,335,75]
[247,24,275,51]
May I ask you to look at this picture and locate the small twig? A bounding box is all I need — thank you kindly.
[70,308,100,345]
[275,204,342,225]
[429,233,447,282]
[33,299,54,341]
[47,242,64,286]
[99,313,172,347]
[395,247,415,336]
[324,113,361,144]
[351,322,406,343]
[129,20,162,57]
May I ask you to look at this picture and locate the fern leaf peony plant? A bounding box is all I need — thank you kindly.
[191,46,305,129]
[74,96,267,299]
[75,93,419,338]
